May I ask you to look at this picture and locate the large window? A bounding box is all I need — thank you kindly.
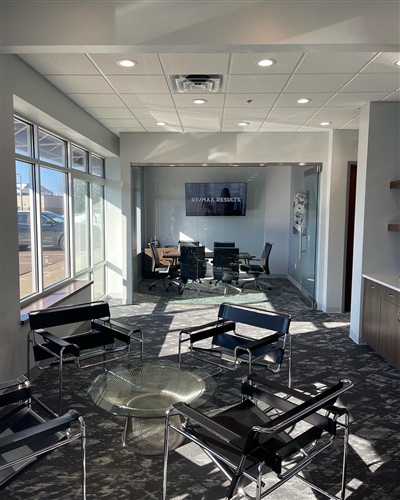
[15,116,106,303]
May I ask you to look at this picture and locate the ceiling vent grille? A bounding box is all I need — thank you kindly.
[169,74,223,93]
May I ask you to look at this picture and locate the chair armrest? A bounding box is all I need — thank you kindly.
[183,322,236,344]
[246,373,309,401]
[0,409,82,454]
[234,333,284,358]
[259,379,353,435]
[0,375,28,391]
[180,320,221,335]
[36,330,80,357]
[172,402,240,444]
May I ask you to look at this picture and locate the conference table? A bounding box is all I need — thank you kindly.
[162,249,255,266]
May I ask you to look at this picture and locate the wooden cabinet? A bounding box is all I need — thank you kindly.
[362,278,400,369]
[362,280,382,352]
[379,288,400,367]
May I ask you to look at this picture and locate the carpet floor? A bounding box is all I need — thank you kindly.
[3,278,400,499]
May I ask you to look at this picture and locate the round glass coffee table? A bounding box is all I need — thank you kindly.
[87,362,216,455]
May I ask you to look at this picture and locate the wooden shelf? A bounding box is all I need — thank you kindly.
[388,224,400,232]
[390,180,400,189]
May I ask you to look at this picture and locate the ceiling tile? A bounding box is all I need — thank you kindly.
[275,92,335,107]
[230,53,303,74]
[97,118,143,128]
[301,118,354,130]
[172,93,225,107]
[285,74,353,93]
[225,93,278,108]
[222,119,263,132]
[178,108,223,119]
[46,75,114,93]
[340,117,360,129]
[342,73,400,93]
[107,75,170,93]
[141,124,184,132]
[228,75,289,93]
[89,53,163,74]
[223,108,270,120]
[109,127,145,134]
[120,94,174,107]
[66,93,125,107]
[296,52,377,74]
[362,52,400,73]
[132,108,180,120]
[259,121,301,132]
[268,107,320,120]
[328,92,391,106]
[20,54,99,75]
[84,107,134,119]
[313,107,360,119]
[180,111,222,131]
[382,89,400,101]
[158,53,229,75]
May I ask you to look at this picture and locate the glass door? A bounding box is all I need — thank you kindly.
[298,166,320,306]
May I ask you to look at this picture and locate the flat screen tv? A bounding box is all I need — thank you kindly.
[185,182,247,216]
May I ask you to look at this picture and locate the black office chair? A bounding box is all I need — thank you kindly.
[241,241,273,291]
[0,376,87,498]
[212,246,241,295]
[178,245,207,295]
[148,242,180,291]
[163,375,353,500]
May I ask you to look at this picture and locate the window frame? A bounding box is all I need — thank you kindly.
[14,114,106,306]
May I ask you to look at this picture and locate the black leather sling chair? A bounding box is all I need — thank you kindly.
[178,302,292,386]
[163,374,353,500]
[27,300,143,416]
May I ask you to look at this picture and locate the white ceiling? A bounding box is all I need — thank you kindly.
[19,51,400,135]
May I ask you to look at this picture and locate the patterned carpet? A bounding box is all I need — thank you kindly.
[3,278,400,499]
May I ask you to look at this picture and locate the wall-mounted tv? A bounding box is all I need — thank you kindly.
[185,182,247,216]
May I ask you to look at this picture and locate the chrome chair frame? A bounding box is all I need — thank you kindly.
[163,374,353,500]
[0,376,86,498]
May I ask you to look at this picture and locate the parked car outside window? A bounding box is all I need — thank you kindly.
[18,211,65,250]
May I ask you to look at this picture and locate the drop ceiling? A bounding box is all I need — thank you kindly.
[18,51,400,135]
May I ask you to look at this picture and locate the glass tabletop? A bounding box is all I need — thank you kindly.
[87,362,216,418]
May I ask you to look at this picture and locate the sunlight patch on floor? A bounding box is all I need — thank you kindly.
[349,434,388,472]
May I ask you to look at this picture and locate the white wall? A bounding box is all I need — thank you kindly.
[350,102,400,343]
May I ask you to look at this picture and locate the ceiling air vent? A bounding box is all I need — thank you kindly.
[170,74,223,93]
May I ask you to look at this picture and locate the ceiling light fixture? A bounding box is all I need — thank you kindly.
[297,98,311,104]
[393,60,400,66]
[193,99,207,104]
[238,121,250,126]
[117,59,137,67]
[258,58,276,67]
[157,122,167,126]
[320,121,331,126]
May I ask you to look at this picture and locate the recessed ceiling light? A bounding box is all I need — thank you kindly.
[393,60,400,66]
[157,122,167,126]
[117,59,137,67]
[297,98,311,104]
[193,99,207,104]
[238,121,250,126]
[258,58,276,67]
[320,121,331,126]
